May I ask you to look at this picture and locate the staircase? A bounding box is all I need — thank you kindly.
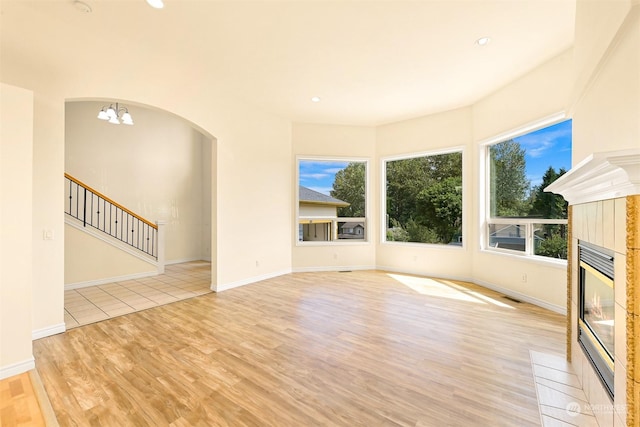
[64,173,165,273]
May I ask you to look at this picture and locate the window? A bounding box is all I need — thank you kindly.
[483,118,571,260]
[297,158,368,243]
[383,149,463,245]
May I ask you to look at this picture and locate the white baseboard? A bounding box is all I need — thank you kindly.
[166,257,205,265]
[0,357,35,380]
[473,278,566,315]
[32,323,66,340]
[214,269,292,292]
[292,265,376,273]
[65,270,158,290]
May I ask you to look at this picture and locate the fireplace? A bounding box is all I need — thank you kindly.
[578,241,614,399]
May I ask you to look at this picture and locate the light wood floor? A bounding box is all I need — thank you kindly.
[34,270,565,426]
[0,372,45,427]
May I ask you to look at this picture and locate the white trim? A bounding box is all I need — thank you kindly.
[479,248,567,269]
[380,145,466,162]
[65,216,158,265]
[165,257,205,265]
[473,278,566,315]
[477,112,566,146]
[32,323,66,340]
[296,156,371,247]
[65,270,158,290]
[380,147,465,247]
[479,113,571,257]
[545,149,640,205]
[214,269,292,292]
[380,241,465,250]
[0,357,35,380]
[292,265,376,273]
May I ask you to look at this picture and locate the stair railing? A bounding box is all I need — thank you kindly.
[64,173,159,259]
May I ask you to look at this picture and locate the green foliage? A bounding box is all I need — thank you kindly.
[385,152,462,244]
[535,234,568,259]
[405,219,440,244]
[386,218,410,242]
[529,166,568,219]
[490,140,530,217]
[415,177,462,244]
[331,162,366,217]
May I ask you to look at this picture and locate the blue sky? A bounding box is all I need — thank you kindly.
[299,160,349,195]
[514,119,572,189]
[299,119,572,195]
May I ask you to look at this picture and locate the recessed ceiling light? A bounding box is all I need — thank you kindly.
[146,0,164,9]
[476,37,491,46]
[311,96,321,103]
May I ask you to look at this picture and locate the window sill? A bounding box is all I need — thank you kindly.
[381,241,465,250]
[296,241,371,247]
[480,248,567,269]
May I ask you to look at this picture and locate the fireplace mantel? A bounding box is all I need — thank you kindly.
[545,149,640,205]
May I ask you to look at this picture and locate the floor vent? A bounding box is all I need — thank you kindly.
[503,296,522,303]
[338,270,352,273]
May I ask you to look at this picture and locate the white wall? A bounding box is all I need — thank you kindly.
[470,50,575,312]
[0,83,34,378]
[64,224,157,285]
[65,101,210,265]
[376,107,474,280]
[570,3,638,426]
[0,24,293,375]
[571,1,639,162]
[292,123,376,271]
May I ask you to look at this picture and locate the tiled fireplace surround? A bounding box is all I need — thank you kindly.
[547,149,640,427]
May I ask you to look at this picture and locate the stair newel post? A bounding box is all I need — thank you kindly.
[156,220,167,274]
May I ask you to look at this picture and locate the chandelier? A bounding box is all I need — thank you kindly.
[97,103,134,125]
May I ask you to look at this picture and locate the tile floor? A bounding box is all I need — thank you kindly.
[531,350,600,427]
[64,260,212,329]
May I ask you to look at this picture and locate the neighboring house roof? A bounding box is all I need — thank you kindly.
[341,222,364,229]
[299,186,350,207]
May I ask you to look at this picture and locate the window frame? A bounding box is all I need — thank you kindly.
[381,146,465,248]
[478,113,569,264]
[296,156,371,246]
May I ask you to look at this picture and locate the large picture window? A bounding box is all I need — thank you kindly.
[484,118,571,260]
[383,149,463,245]
[297,158,367,243]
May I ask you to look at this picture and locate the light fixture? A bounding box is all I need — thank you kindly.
[97,103,134,125]
[311,96,321,102]
[476,37,491,46]
[146,0,164,9]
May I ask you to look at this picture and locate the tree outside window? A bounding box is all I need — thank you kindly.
[384,150,463,245]
[487,119,571,259]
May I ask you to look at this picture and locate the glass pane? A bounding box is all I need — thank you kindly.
[533,223,568,259]
[488,223,526,252]
[299,160,366,218]
[337,220,365,240]
[582,267,614,357]
[385,151,462,245]
[489,120,571,219]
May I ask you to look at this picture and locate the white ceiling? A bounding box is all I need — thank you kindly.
[0,0,575,126]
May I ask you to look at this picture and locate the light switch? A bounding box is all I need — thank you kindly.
[43,229,54,240]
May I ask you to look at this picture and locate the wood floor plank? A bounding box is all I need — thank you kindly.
[33,270,564,426]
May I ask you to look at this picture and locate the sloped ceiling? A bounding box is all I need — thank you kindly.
[0,0,575,126]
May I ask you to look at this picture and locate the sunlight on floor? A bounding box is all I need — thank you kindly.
[387,273,514,309]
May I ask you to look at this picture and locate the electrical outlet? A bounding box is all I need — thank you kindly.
[521,273,527,283]
[255,260,259,267]
[43,229,54,240]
